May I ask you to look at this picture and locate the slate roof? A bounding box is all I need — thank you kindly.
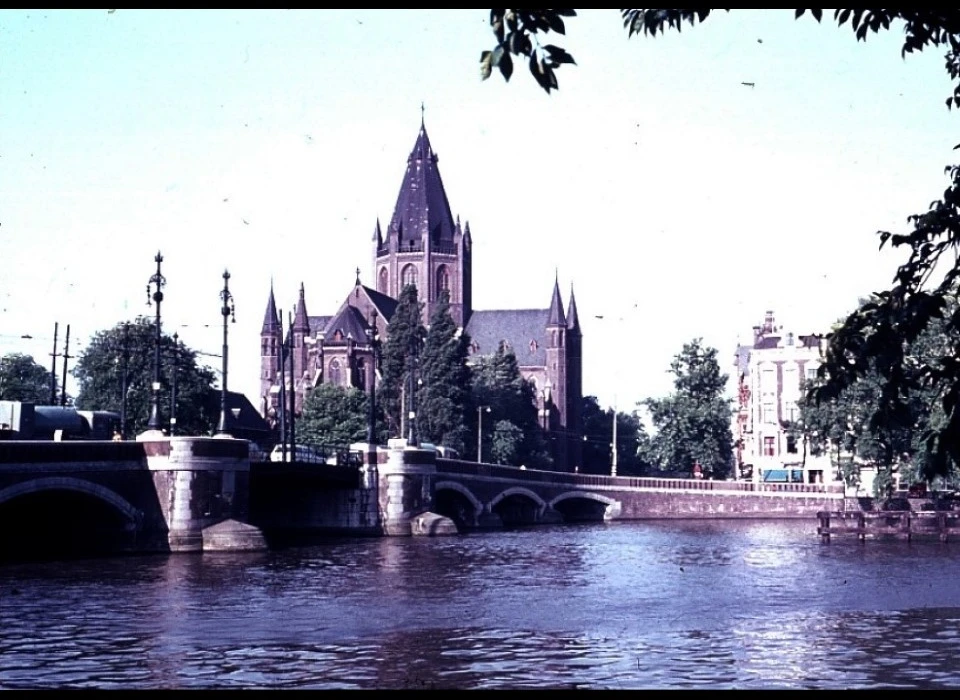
[465,308,550,367]
[323,305,371,345]
[308,316,333,339]
[261,284,279,334]
[386,122,457,248]
[362,285,399,322]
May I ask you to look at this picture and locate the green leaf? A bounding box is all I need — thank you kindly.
[480,51,493,81]
[498,51,513,81]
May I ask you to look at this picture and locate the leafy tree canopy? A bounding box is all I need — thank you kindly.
[72,317,218,437]
[418,289,472,453]
[0,353,57,404]
[470,341,551,468]
[379,284,426,439]
[642,338,734,478]
[581,395,650,476]
[298,382,384,448]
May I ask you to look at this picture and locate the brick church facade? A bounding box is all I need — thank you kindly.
[259,120,583,470]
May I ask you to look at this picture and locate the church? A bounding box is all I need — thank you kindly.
[258,119,583,470]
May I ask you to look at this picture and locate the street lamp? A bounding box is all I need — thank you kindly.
[365,309,381,446]
[145,251,166,432]
[477,405,491,463]
[169,332,179,436]
[216,269,236,436]
[611,394,618,478]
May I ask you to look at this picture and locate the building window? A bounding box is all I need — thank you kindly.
[329,360,342,386]
[763,436,776,456]
[806,366,819,382]
[436,265,450,295]
[402,264,417,290]
[378,267,389,295]
[762,402,776,424]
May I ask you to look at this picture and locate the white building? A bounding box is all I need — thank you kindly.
[733,311,835,484]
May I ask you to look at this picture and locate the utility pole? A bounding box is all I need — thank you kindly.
[611,395,618,478]
[49,322,59,405]
[59,324,71,407]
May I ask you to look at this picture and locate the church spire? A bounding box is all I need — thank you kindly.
[261,280,279,334]
[292,282,310,333]
[566,283,580,332]
[546,273,566,327]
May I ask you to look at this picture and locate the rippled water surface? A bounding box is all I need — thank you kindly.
[3,519,960,689]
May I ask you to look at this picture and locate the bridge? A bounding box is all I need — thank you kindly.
[0,436,846,560]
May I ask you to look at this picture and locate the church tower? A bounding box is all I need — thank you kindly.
[544,275,570,470]
[259,282,281,416]
[373,118,472,327]
[565,284,583,470]
[290,282,310,394]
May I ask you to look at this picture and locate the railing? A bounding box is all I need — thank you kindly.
[263,442,362,467]
[817,510,960,542]
[436,459,844,494]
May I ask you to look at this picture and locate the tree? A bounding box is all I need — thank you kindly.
[581,395,650,475]
[379,284,427,439]
[485,9,960,480]
[470,341,551,468]
[0,353,57,404]
[800,295,960,495]
[298,382,381,447]
[72,317,219,436]
[643,338,734,478]
[417,290,472,453]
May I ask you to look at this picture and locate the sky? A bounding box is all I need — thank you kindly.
[1,9,958,416]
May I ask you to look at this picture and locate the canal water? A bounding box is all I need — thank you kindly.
[3,518,960,689]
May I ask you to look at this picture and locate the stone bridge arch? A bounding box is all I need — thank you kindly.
[0,476,147,560]
[550,490,622,522]
[489,486,552,526]
[0,476,143,525]
[434,480,485,528]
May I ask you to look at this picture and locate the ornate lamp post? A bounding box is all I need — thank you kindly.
[364,310,380,446]
[169,332,179,436]
[477,405,491,463]
[145,252,166,432]
[216,269,236,436]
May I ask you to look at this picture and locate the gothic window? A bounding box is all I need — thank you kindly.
[378,267,389,295]
[329,359,342,386]
[402,264,417,290]
[529,339,538,354]
[358,358,368,392]
[436,265,450,295]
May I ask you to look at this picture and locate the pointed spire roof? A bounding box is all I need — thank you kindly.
[261,281,280,335]
[292,282,310,333]
[546,273,566,327]
[387,118,457,248]
[566,283,580,332]
[372,218,383,245]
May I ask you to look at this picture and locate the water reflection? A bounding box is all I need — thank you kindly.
[4,521,960,688]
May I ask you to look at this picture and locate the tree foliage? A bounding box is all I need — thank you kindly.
[481,9,577,94]
[379,284,427,439]
[581,395,650,475]
[298,382,383,447]
[72,317,218,436]
[0,353,57,405]
[417,290,472,453]
[485,8,960,480]
[470,341,551,467]
[642,338,734,478]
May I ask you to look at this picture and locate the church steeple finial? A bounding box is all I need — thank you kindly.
[355,267,362,287]
[421,101,425,127]
[547,272,566,327]
[261,279,279,334]
[292,282,310,333]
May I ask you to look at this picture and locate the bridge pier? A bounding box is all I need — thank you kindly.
[377,439,457,536]
[139,434,266,552]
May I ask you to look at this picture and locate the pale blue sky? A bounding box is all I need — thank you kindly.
[1,9,956,412]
